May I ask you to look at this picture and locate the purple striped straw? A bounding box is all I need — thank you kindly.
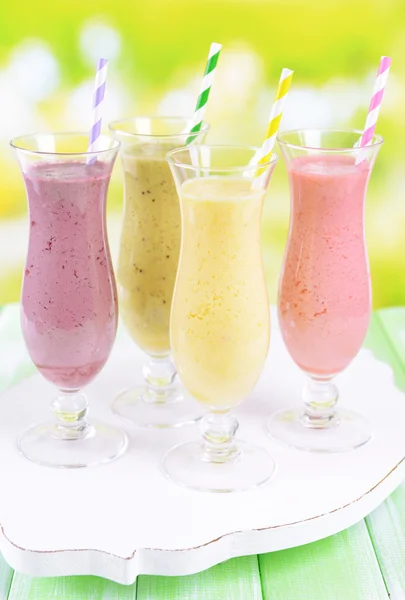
[87,58,108,163]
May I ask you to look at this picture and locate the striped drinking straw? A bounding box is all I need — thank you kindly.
[186,42,222,145]
[87,58,108,163]
[254,67,294,184]
[356,56,391,165]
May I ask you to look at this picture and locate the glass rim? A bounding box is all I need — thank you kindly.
[9,132,120,156]
[166,144,278,172]
[277,128,384,152]
[108,116,210,140]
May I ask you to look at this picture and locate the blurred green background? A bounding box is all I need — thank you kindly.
[1,0,404,307]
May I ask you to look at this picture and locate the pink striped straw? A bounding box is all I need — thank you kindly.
[356,56,391,164]
[87,58,108,162]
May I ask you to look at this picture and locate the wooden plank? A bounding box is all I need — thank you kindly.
[364,311,405,390]
[7,573,137,600]
[364,308,405,598]
[366,485,405,598]
[0,553,13,600]
[137,556,263,600]
[259,521,388,600]
[374,308,405,384]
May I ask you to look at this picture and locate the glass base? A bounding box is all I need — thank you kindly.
[112,386,203,428]
[17,421,128,468]
[266,408,372,453]
[162,440,275,493]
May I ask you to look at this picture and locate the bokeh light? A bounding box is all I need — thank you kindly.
[0,0,404,308]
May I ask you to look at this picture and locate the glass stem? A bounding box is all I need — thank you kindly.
[51,390,90,440]
[201,410,241,464]
[301,379,339,429]
[142,356,177,403]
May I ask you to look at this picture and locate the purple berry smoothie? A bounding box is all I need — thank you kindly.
[21,161,118,390]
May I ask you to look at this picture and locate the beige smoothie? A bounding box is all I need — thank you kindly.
[171,177,270,409]
[117,144,180,355]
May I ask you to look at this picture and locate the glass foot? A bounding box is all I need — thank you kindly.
[18,421,128,468]
[112,386,203,428]
[162,440,275,493]
[266,408,372,453]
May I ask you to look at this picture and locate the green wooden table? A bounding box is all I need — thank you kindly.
[1,305,405,600]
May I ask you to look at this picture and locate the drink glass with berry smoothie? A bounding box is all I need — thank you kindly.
[109,117,208,428]
[11,132,127,468]
[266,129,383,452]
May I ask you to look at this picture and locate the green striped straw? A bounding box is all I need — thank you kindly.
[186,42,222,145]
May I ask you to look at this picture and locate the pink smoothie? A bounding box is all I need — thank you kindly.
[21,161,118,390]
[278,154,371,378]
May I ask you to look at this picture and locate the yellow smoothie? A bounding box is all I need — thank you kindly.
[171,177,270,409]
[117,144,180,355]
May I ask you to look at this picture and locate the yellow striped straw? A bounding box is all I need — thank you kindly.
[254,67,294,180]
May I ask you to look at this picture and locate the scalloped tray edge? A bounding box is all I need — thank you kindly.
[0,346,404,584]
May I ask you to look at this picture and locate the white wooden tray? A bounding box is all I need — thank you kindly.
[0,310,404,585]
